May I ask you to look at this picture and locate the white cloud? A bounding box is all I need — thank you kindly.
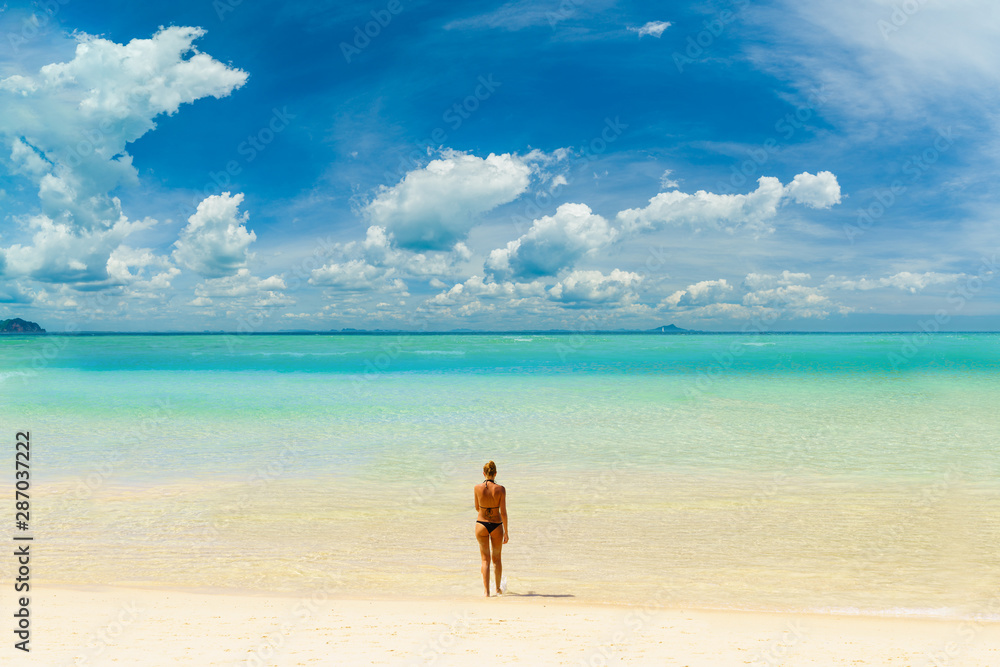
[616,171,841,235]
[742,284,840,318]
[309,259,408,293]
[308,224,465,292]
[548,269,642,306]
[424,275,547,317]
[0,27,247,286]
[172,193,257,278]
[364,150,538,251]
[445,1,578,31]
[661,279,733,308]
[106,245,181,296]
[630,21,671,38]
[549,174,569,191]
[659,169,679,189]
[427,274,546,306]
[827,271,966,293]
[0,281,34,304]
[486,203,617,279]
[1,213,153,284]
[738,271,846,317]
[783,170,841,208]
[743,271,812,290]
[661,272,850,320]
[746,1,1000,125]
[191,269,291,307]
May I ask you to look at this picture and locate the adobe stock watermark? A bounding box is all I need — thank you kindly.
[508,116,628,237]
[887,253,997,368]
[843,127,954,244]
[546,0,584,28]
[578,582,679,666]
[715,87,828,195]
[187,106,296,209]
[58,600,145,666]
[378,73,502,186]
[877,0,928,40]
[6,0,70,53]
[237,583,341,667]
[922,593,1000,667]
[748,621,806,667]
[340,0,404,64]
[213,0,243,21]
[672,0,749,73]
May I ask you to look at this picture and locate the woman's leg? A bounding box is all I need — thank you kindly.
[475,523,492,596]
[490,526,504,595]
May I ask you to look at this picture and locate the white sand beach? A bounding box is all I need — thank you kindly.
[25,586,1000,666]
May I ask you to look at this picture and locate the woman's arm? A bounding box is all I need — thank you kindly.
[474,486,480,512]
[500,488,509,543]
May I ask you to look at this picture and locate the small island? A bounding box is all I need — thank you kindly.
[647,324,690,333]
[0,318,46,333]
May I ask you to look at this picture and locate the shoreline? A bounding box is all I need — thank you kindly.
[29,585,1000,665]
[38,582,1000,622]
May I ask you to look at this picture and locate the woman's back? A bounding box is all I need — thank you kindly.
[477,480,504,509]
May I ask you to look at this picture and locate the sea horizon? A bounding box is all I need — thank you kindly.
[5,328,1000,335]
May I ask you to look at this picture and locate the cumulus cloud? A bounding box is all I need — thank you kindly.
[743,270,812,290]
[782,170,841,208]
[0,26,247,286]
[106,246,181,296]
[191,269,291,308]
[661,271,850,319]
[364,150,549,251]
[423,274,547,316]
[742,284,842,318]
[172,193,256,278]
[486,203,617,279]
[616,171,842,234]
[826,271,966,293]
[630,21,672,38]
[1,213,154,285]
[308,224,468,292]
[309,260,408,293]
[0,281,34,304]
[427,274,546,306]
[548,269,642,306]
[661,279,733,308]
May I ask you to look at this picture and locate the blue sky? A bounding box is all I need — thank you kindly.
[1,0,998,331]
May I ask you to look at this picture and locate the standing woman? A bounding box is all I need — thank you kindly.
[474,460,508,597]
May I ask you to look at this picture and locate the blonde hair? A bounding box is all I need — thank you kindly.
[483,460,497,478]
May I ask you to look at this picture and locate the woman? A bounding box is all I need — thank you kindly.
[474,460,508,597]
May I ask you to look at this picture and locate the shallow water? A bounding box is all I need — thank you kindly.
[3,333,999,617]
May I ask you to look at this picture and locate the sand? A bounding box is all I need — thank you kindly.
[13,586,1000,665]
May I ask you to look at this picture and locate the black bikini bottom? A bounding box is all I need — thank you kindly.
[477,520,502,534]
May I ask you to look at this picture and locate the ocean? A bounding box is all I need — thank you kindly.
[2,332,998,618]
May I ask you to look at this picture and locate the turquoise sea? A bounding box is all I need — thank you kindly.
[2,332,999,618]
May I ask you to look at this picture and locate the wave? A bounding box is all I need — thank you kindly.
[0,370,35,383]
[412,350,466,355]
[805,606,984,620]
[240,351,352,357]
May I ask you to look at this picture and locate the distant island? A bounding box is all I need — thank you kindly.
[0,318,45,333]
[323,324,696,334]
